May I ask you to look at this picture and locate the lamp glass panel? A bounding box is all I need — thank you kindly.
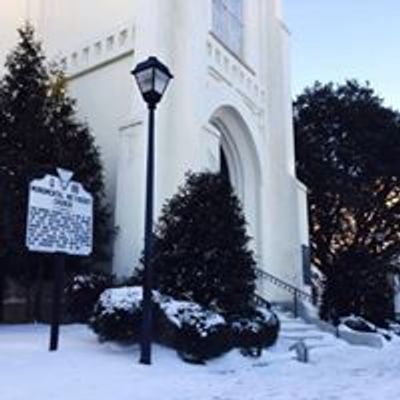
[135,68,154,94]
[154,69,170,96]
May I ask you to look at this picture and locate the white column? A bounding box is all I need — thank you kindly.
[258,0,304,298]
[113,0,172,276]
[113,0,210,275]
[156,0,209,206]
[242,0,261,73]
[113,120,146,277]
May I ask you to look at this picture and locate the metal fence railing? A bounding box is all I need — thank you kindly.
[255,268,314,318]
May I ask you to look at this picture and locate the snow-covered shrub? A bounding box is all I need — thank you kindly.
[230,307,280,357]
[89,287,278,362]
[156,296,231,363]
[65,271,113,322]
[89,287,145,342]
[340,315,377,333]
[388,321,400,336]
[341,315,393,342]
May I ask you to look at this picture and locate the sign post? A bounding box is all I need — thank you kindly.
[49,255,65,351]
[26,168,93,351]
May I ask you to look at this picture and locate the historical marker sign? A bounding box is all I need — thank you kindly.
[26,168,93,256]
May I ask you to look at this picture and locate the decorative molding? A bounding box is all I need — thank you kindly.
[206,33,266,117]
[208,31,255,76]
[59,21,136,79]
[202,123,221,140]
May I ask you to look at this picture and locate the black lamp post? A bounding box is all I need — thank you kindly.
[131,56,173,365]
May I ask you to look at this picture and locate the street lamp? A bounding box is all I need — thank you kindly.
[131,56,173,365]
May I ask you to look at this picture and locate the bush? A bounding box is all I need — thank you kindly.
[90,287,232,361]
[230,307,280,357]
[157,297,232,363]
[151,172,257,316]
[89,287,144,342]
[65,271,113,322]
[320,249,394,327]
[89,287,279,363]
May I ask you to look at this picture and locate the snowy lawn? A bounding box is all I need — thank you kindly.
[1,324,400,400]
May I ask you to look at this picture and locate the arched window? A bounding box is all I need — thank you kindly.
[212,0,243,56]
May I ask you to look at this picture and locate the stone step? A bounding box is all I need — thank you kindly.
[277,312,295,319]
[279,323,315,331]
[305,343,334,350]
[273,308,346,348]
[278,315,303,321]
[280,334,326,341]
[281,331,325,338]
[275,313,303,322]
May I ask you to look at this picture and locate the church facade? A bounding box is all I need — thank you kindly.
[1,0,309,300]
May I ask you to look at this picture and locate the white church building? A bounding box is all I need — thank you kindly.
[1,0,310,301]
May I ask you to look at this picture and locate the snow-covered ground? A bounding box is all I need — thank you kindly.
[1,323,400,400]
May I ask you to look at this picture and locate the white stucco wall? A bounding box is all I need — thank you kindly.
[68,55,135,207]
[0,0,28,70]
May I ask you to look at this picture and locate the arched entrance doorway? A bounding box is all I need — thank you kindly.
[220,146,230,183]
[209,105,262,257]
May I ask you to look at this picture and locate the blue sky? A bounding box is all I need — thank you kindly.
[283,0,400,110]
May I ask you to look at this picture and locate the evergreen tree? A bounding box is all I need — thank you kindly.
[294,81,400,323]
[0,23,48,257]
[320,248,393,326]
[151,172,257,316]
[0,24,111,314]
[45,68,111,260]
